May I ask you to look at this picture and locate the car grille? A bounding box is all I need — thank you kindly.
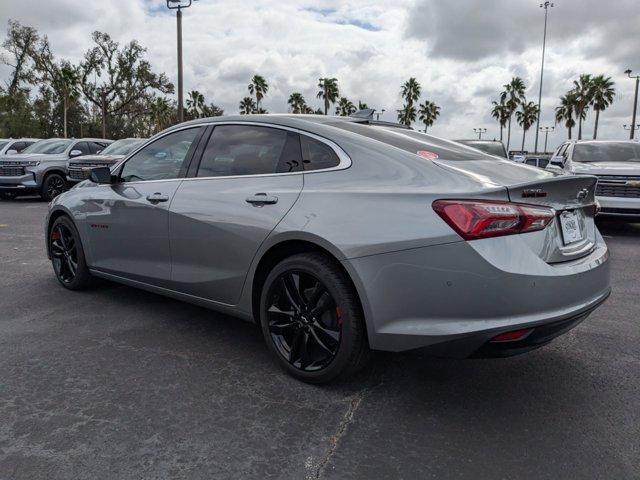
[68,168,91,180]
[595,175,640,198]
[0,165,26,176]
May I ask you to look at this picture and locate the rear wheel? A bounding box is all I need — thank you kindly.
[260,252,369,383]
[49,216,93,290]
[41,173,67,201]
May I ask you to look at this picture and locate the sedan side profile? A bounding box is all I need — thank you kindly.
[46,115,611,383]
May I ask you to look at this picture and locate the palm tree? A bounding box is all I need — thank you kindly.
[287,92,306,113]
[516,101,540,151]
[572,74,593,140]
[358,101,368,110]
[53,62,80,138]
[317,78,339,115]
[397,104,416,126]
[400,78,421,110]
[589,75,615,139]
[418,100,440,132]
[186,90,205,119]
[148,96,174,135]
[555,93,577,139]
[500,77,527,152]
[247,75,268,110]
[491,99,510,142]
[336,97,356,116]
[239,96,256,114]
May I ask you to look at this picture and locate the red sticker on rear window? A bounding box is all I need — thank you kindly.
[417,150,438,159]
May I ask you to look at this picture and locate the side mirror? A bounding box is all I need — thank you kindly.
[550,155,565,168]
[69,149,83,158]
[5,149,17,155]
[89,166,113,184]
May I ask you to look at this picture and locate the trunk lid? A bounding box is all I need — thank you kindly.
[435,159,599,263]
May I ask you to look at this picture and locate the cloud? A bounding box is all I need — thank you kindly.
[0,0,637,150]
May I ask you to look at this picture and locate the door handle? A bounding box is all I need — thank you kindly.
[146,192,169,203]
[245,193,278,206]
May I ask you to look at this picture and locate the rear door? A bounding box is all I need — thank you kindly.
[169,124,304,305]
[83,126,204,286]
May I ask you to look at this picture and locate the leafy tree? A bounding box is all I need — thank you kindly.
[79,31,174,138]
[358,101,368,110]
[147,95,175,135]
[1,20,38,96]
[572,74,593,140]
[589,75,615,139]
[555,93,578,139]
[418,100,440,132]
[335,97,356,116]
[317,78,339,115]
[239,96,256,114]
[516,101,539,151]
[287,92,306,113]
[500,77,526,151]
[491,99,510,142]
[400,77,421,110]
[248,75,268,111]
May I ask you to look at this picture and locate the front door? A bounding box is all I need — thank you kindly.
[83,127,203,287]
[169,124,304,304]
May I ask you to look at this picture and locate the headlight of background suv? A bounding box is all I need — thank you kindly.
[1,160,41,167]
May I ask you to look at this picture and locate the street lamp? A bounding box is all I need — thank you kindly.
[534,1,554,154]
[624,69,640,140]
[167,0,196,123]
[473,128,487,139]
[539,126,554,153]
[623,124,640,131]
[375,109,386,121]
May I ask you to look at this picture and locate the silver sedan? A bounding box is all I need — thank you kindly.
[45,115,611,383]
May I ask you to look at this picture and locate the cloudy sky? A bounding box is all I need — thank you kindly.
[1,0,638,151]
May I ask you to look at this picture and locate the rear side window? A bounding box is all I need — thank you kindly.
[300,136,340,171]
[197,125,302,177]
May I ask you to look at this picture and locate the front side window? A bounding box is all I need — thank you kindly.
[301,135,341,171]
[120,128,200,182]
[72,142,91,155]
[197,125,302,177]
[88,142,105,154]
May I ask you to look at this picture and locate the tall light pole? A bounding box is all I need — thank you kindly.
[534,2,554,154]
[539,126,554,153]
[473,128,487,139]
[624,69,640,140]
[375,109,386,121]
[167,0,195,123]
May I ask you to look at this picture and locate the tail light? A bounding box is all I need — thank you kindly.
[433,199,555,240]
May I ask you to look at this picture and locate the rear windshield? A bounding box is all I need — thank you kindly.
[23,139,71,154]
[573,142,640,163]
[329,122,496,161]
[456,140,507,158]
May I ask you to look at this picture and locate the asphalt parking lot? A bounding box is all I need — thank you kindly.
[1,198,639,480]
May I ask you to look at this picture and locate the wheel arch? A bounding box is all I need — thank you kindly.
[247,235,368,336]
[45,207,75,259]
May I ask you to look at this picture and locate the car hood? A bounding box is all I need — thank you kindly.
[0,153,47,161]
[68,154,124,165]
[571,160,640,176]
[433,157,556,189]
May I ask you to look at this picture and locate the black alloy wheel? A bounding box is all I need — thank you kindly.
[50,223,78,284]
[42,174,66,201]
[260,253,370,383]
[266,270,342,371]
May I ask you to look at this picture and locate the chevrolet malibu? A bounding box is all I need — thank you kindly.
[45,115,611,383]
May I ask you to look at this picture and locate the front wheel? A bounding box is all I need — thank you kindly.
[49,216,93,290]
[259,252,370,383]
[41,173,67,201]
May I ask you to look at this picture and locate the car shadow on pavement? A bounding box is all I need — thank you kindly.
[596,218,640,237]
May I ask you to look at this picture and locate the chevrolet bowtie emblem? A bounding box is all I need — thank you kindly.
[576,188,589,201]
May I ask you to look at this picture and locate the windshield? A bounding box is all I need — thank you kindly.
[457,141,507,158]
[101,139,145,156]
[573,143,640,163]
[23,139,71,154]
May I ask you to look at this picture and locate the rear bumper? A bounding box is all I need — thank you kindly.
[343,233,610,355]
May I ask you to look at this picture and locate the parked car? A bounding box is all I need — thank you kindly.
[0,138,40,156]
[549,140,640,217]
[456,139,508,158]
[45,115,610,383]
[0,138,112,200]
[67,138,146,184]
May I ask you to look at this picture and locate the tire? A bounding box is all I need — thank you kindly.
[49,216,93,290]
[41,173,67,201]
[259,252,370,383]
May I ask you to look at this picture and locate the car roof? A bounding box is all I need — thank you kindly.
[569,139,639,144]
[455,139,503,144]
